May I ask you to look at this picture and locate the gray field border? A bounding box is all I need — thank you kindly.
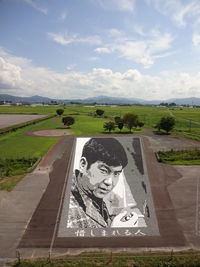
[0,114,55,134]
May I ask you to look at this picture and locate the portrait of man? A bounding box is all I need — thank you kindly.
[66,137,146,229]
[58,137,160,237]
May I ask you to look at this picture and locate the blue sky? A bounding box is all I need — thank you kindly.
[0,0,200,100]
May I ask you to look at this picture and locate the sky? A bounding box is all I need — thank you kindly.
[0,0,200,100]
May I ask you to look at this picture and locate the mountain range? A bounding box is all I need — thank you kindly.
[0,94,200,105]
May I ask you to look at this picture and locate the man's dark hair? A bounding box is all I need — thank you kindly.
[82,138,128,169]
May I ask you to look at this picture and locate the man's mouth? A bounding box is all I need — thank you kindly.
[98,187,111,193]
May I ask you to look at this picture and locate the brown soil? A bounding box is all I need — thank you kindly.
[27,129,74,137]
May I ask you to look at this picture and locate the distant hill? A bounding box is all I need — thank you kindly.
[73,96,142,104]
[65,96,200,105]
[0,94,52,103]
[0,94,200,105]
[165,97,200,105]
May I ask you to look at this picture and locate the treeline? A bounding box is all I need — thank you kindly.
[55,108,176,134]
[103,113,144,133]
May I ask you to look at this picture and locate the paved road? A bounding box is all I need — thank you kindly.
[0,137,71,266]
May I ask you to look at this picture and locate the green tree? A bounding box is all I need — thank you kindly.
[114,116,121,124]
[117,121,124,132]
[96,109,104,116]
[56,108,64,116]
[137,121,144,128]
[123,113,138,132]
[156,116,175,133]
[114,116,124,131]
[103,121,115,132]
[155,122,161,131]
[62,116,75,127]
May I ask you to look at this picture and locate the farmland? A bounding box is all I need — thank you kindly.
[0,104,199,135]
[0,117,60,158]
[0,104,199,183]
[0,105,200,264]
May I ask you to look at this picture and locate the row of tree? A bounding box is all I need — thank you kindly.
[56,108,176,134]
[95,109,175,134]
[104,115,175,133]
[104,113,144,132]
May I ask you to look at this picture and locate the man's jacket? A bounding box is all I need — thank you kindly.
[67,172,111,228]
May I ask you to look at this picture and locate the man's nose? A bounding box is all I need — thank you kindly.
[103,176,113,186]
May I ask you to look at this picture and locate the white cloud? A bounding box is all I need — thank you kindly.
[95,29,174,68]
[66,64,76,71]
[49,26,173,68]
[122,69,142,81]
[146,0,200,53]
[1,49,200,100]
[91,0,135,12]
[23,0,48,14]
[192,33,200,47]
[132,25,146,36]
[59,11,67,21]
[0,57,22,89]
[173,2,197,27]
[48,32,102,46]
[147,0,200,27]
[95,47,111,54]
[87,57,99,61]
[108,29,126,40]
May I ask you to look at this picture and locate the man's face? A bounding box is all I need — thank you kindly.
[80,160,123,199]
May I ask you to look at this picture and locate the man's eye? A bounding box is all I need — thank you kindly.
[114,172,121,176]
[100,168,108,174]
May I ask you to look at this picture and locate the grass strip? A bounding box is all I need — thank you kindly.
[0,174,26,191]
[0,158,39,177]
[157,149,200,165]
[11,251,200,267]
[0,157,40,191]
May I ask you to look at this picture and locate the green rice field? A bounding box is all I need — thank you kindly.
[0,105,199,171]
[0,105,200,159]
[0,104,199,131]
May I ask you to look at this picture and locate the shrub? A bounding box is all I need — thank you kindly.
[156,116,175,133]
[157,149,200,164]
[96,109,104,116]
[0,158,38,177]
[56,108,64,116]
[62,116,75,127]
[103,121,115,132]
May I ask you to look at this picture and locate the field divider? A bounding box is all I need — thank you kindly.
[0,114,56,135]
